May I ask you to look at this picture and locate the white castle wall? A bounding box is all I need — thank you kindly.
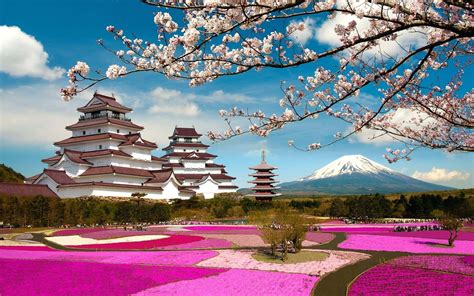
[72,126,138,137]
[120,146,152,161]
[60,140,121,152]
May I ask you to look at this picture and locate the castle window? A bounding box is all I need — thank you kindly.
[117,129,120,133]
[82,131,86,135]
[185,138,192,143]
[98,145,103,150]
[98,128,101,133]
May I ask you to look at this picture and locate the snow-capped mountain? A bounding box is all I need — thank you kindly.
[280,155,452,195]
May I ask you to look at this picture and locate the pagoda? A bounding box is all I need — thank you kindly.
[247,150,281,201]
[25,92,236,200]
[161,126,238,199]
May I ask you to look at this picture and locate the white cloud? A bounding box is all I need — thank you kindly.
[349,108,438,145]
[289,18,316,46]
[412,167,471,184]
[0,26,65,80]
[314,1,426,58]
[148,87,200,116]
[0,83,229,148]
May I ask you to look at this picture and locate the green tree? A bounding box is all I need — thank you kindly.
[440,217,463,247]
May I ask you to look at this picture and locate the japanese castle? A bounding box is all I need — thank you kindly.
[25,92,238,200]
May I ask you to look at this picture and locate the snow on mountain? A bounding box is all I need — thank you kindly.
[301,155,396,181]
[279,154,452,195]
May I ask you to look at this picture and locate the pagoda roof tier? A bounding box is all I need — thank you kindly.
[54,133,128,146]
[162,142,209,150]
[248,179,278,184]
[174,173,236,181]
[119,134,158,149]
[249,163,278,170]
[42,154,62,164]
[151,156,166,162]
[250,185,280,190]
[58,181,163,191]
[168,127,202,139]
[66,117,143,131]
[162,152,217,159]
[247,192,282,197]
[77,93,132,113]
[249,173,278,177]
[80,166,154,178]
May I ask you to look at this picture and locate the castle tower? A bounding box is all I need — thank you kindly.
[247,150,281,201]
[161,126,238,199]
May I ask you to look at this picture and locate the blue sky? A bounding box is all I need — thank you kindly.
[0,0,473,189]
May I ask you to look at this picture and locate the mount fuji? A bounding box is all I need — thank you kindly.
[279,155,452,195]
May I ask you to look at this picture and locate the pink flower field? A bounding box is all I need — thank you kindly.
[66,234,205,250]
[134,269,318,296]
[339,234,474,254]
[0,258,228,296]
[349,257,474,296]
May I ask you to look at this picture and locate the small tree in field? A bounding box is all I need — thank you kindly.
[440,217,463,247]
[252,209,308,261]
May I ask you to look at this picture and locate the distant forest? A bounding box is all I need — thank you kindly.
[0,191,472,228]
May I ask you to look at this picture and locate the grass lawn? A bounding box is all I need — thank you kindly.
[252,250,328,264]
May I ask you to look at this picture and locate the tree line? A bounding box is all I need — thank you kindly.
[328,193,474,219]
[0,195,170,227]
[1,192,472,227]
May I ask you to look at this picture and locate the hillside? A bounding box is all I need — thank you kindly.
[0,164,25,183]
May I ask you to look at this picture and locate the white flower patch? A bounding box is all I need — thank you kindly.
[197,249,370,276]
[45,234,169,246]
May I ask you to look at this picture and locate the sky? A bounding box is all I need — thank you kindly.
[0,0,473,189]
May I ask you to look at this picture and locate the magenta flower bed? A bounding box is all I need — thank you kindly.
[68,234,205,250]
[53,228,107,236]
[158,238,232,250]
[390,255,474,275]
[134,268,318,296]
[339,234,474,254]
[82,229,167,239]
[184,226,260,235]
[349,264,474,296]
[0,258,228,296]
[464,256,474,267]
[305,232,335,244]
[321,227,392,233]
[372,230,474,241]
[0,249,218,266]
[0,246,57,251]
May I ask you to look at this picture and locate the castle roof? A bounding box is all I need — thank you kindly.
[169,127,202,139]
[162,142,209,150]
[162,152,217,159]
[119,134,158,149]
[54,133,127,146]
[77,93,132,113]
[0,182,59,198]
[43,169,76,185]
[66,117,143,130]
[174,173,236,181]
[80,166,154,178]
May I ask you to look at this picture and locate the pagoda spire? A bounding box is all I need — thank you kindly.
[261,149,266,163]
